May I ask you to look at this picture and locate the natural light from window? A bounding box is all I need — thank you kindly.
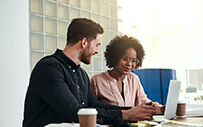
[120,0,203,104]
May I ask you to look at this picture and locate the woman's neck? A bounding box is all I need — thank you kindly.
[109,69,125,82]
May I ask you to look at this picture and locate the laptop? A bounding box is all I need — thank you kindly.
[152,80,181,122]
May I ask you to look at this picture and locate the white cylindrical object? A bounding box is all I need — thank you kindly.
[77,108,98,115]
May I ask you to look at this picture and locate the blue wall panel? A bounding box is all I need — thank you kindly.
[133,68,176,105]
[160,69,177,105]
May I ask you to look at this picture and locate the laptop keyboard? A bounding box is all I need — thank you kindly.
[151,115,164,123]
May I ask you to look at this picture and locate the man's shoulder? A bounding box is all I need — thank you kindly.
[32,55,64,73]
[37,55,58,66]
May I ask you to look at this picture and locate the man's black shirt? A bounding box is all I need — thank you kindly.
[23,49,129,127]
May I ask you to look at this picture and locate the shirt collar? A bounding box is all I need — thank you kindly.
[53,49,80,69]
[104,70,127,82]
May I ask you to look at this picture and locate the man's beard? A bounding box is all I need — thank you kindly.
[81,47,92,64]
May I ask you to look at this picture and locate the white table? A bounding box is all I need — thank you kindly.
[46,123,110,127]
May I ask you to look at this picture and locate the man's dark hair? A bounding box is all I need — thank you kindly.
[66,18,104,45]
[104,35,145,69]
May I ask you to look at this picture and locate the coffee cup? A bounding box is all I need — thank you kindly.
[77,108,98,127]
[176,101,186,118]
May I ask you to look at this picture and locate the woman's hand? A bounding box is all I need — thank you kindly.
[152,102,165,115]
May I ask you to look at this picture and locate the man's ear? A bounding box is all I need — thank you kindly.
[81,38,88,48]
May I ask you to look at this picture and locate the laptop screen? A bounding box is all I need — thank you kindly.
[164,80,181,119]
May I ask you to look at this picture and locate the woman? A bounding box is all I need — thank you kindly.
[90,35,163,114]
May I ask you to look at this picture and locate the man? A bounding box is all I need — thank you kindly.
[23,18,154,127]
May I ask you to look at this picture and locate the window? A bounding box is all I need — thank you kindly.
[29,0,122,77]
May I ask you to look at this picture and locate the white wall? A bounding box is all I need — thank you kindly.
[122,0,203,87]
[0,0,29,126]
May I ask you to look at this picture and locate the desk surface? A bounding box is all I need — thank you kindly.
[174,116,203,124]
[46,117,203,127]
[46,123,110,127]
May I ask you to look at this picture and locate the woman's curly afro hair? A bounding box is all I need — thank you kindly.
[104,35,145,69]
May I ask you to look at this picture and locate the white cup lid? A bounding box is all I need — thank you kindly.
[77,108,98,115]
[178,100,186,104]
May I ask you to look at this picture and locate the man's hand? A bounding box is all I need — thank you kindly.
[121,103,155,121]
